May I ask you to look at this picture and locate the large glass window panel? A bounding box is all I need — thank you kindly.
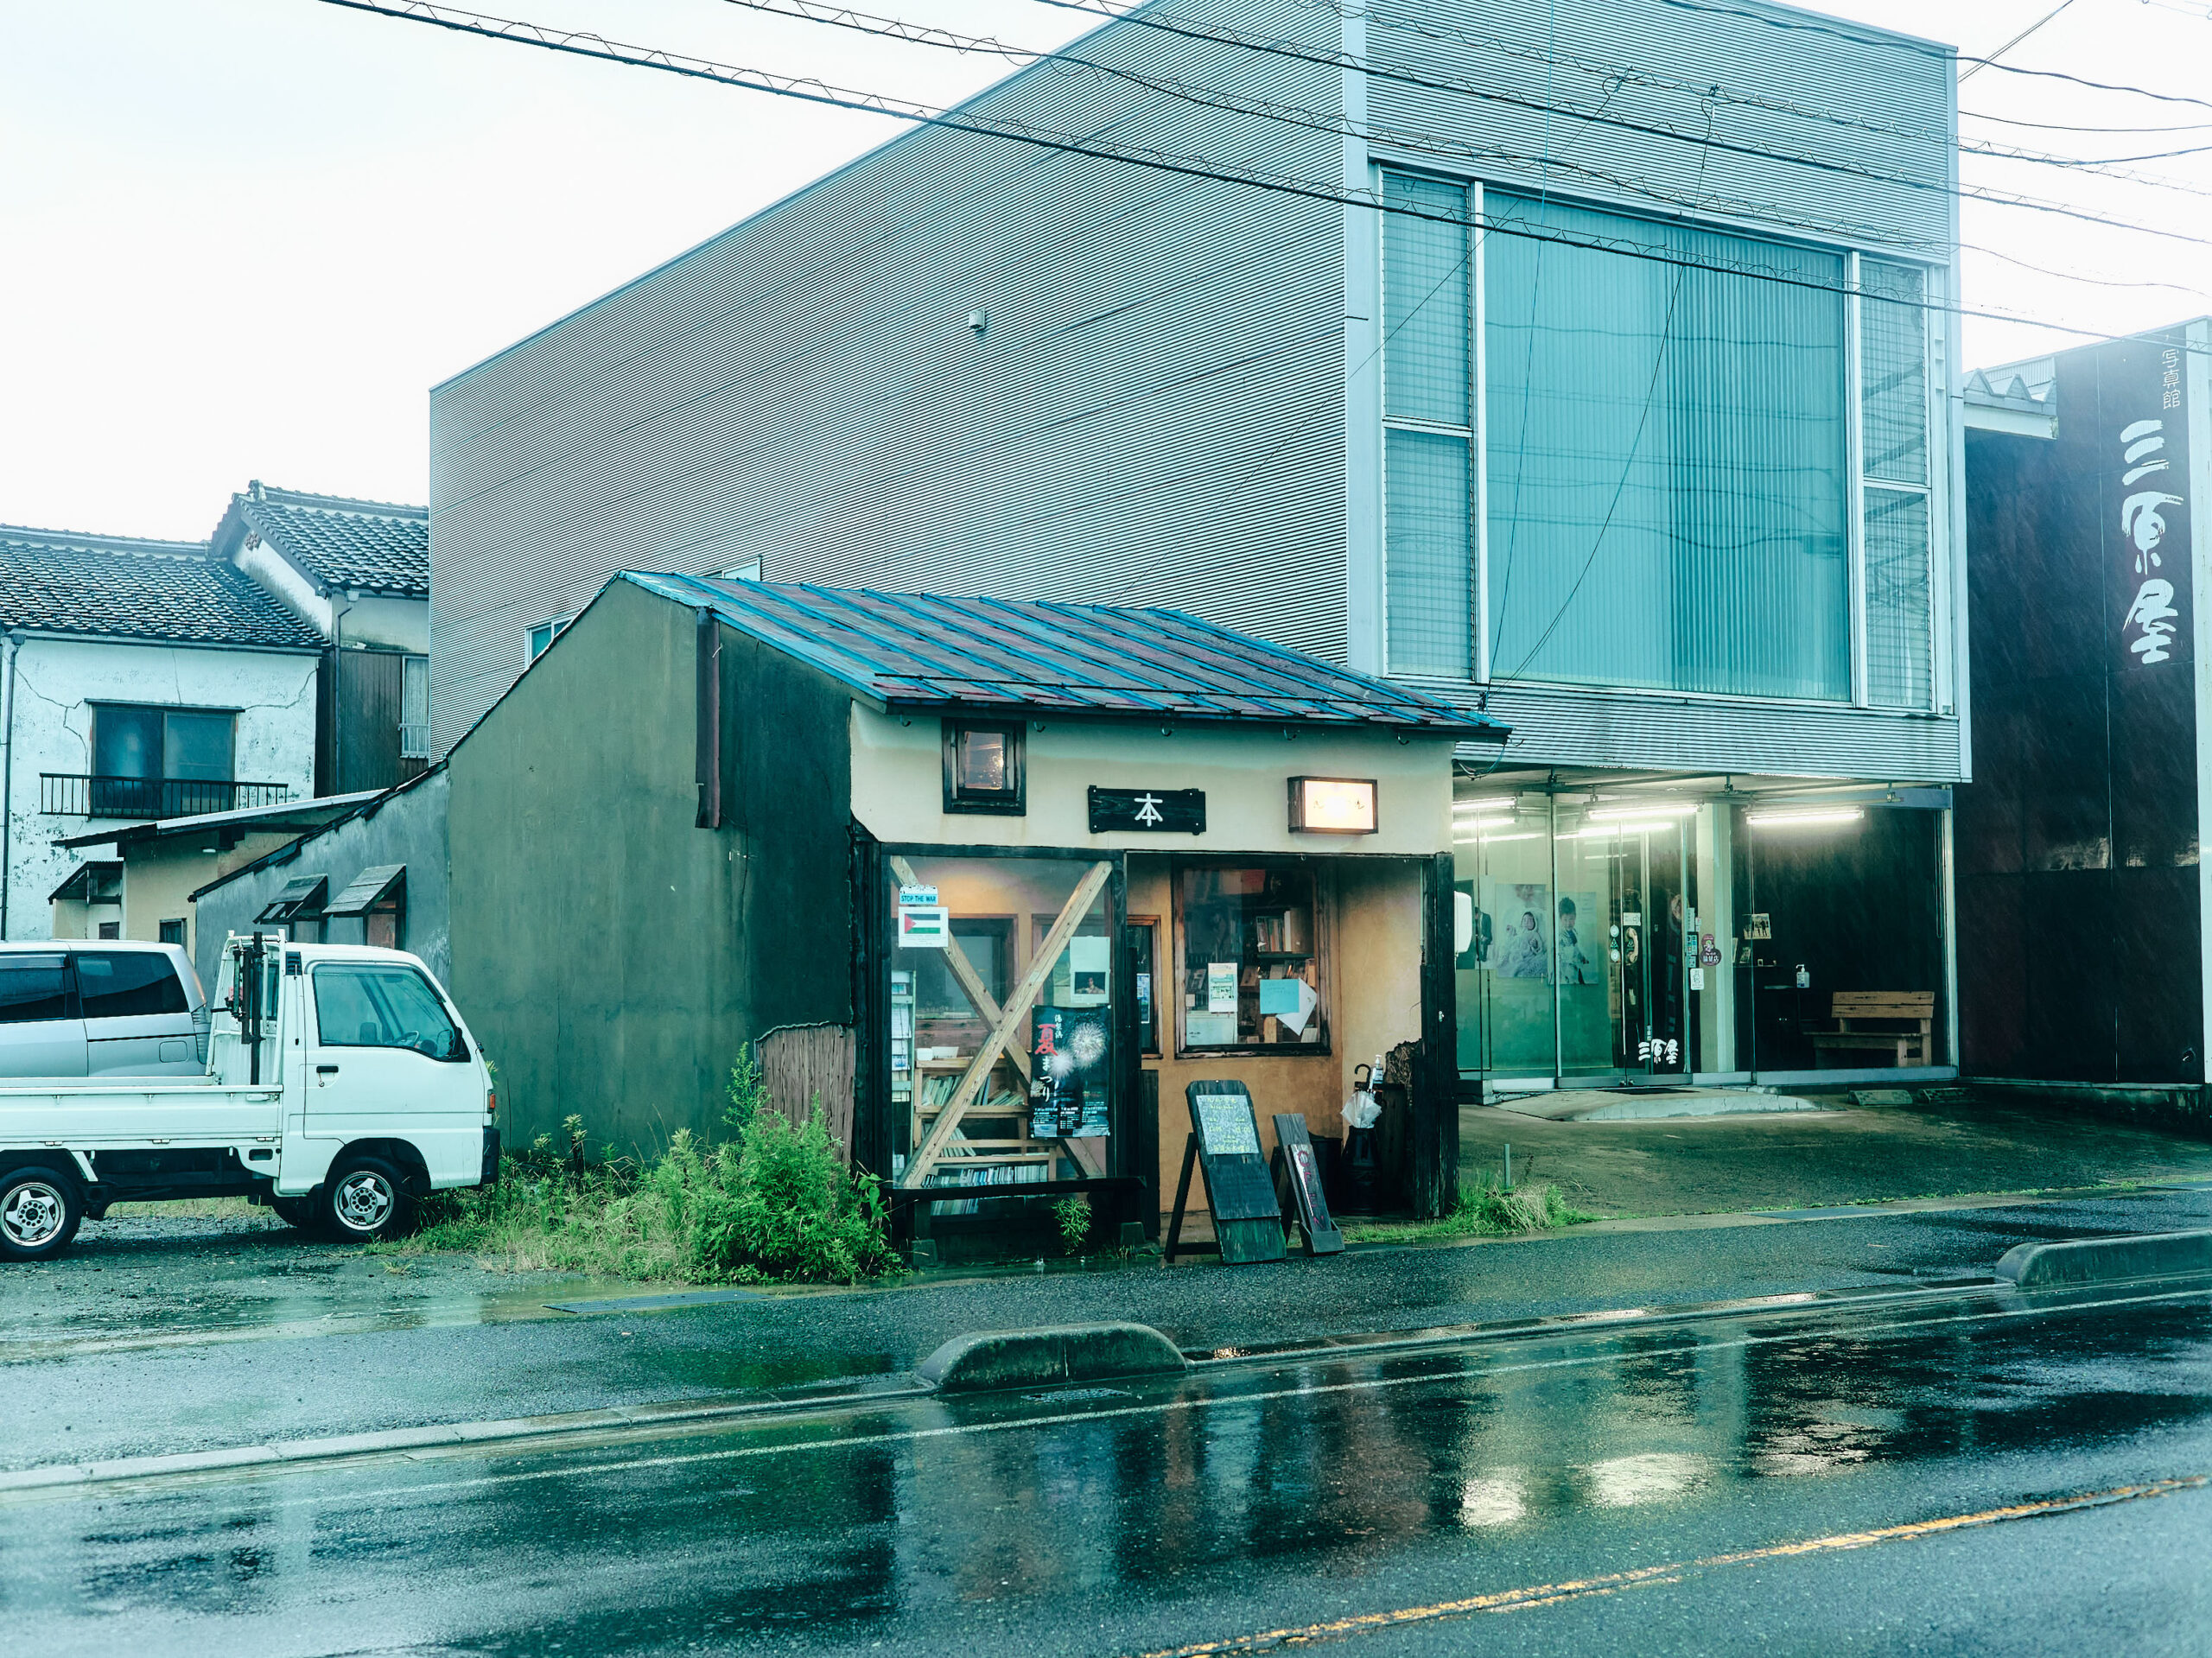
[1485,194,1851,700]
[1453,797,1556,1077]
[1860,262,1929,486]
[1385,429,1474,677]
[162,712,233,782]
[1382,175,1470,426]
[1865,486,1933,708]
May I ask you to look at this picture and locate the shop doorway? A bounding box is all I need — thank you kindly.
[1551,803,1692,1081]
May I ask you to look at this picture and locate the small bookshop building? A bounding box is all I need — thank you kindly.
[444,574,1504,1253]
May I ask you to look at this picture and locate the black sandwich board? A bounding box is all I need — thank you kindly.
[1166,1081,1287,1265]
[1269,1115,1344,1255]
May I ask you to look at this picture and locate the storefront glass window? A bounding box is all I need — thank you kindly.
[887,855,1115,1204]
[1455,795,1554,1077]
[1458,791,1695,1082]
[1174,864,1327,1052]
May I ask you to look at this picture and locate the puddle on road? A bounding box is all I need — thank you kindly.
[20,1290,2212,1653]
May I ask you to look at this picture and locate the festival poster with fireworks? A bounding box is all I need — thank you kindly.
[1031,1006,1111,1139]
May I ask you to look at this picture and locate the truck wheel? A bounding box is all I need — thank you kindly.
[0,1168,83,1262]
[321,1156,416,1242]
[270,1195,319,1230]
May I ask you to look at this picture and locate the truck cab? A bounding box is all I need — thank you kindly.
[0,935,497,1261]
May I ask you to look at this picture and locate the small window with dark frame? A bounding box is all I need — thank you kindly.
[942,721,1025,815]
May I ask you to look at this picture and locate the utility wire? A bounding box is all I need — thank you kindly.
[1011,0,2212,231]
[1960,0,2080,79]
[1656,0,2212,114]
[732,0,2212,209]
[316,0,2212,360]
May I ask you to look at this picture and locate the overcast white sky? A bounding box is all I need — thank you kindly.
[2,0,2209,539]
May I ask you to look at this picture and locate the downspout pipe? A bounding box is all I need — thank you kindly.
[0,632,22,940]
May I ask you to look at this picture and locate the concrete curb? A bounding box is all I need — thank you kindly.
[1996,1229,2212,1290]
[917,1322,1188,1393]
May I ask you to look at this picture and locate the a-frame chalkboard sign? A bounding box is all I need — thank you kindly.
[1270,1114,1344,1255]
[1166,1081,1287,1265]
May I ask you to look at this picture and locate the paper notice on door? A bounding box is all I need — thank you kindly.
[1278,977,1319,1036]
[1206,962,1238,1013]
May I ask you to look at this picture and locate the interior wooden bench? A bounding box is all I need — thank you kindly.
[1807,991,1935,1067]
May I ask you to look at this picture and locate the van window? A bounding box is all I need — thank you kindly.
[76,953,189,1020]
[313,964,466,1060]
[0,956,70,1024]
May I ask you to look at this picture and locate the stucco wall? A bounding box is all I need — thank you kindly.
[849,710,1455,859]
[192,770,452,994]
[2,637,318,940]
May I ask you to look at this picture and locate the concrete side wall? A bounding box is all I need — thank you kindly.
[193,770,453,994]
[2,638,318,941]
[447,581,853,1152]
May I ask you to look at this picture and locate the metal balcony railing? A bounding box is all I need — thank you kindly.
[40,774,294,820]
[398,722,431,761]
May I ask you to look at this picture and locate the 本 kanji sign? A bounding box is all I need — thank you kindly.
[1088,786,1205,835]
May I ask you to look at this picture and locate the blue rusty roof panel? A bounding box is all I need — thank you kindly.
[621,573,1506,740]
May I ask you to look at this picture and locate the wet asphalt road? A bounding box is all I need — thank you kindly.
[6,1279,2210,1655]
[7,1185,2212,1471]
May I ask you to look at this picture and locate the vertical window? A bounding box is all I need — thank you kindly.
[400,655,430,759]
[1860,261,1934,709]
[1382,173,1475,678]
[1175,864,1327,1053]
[941,721,1026,815]
[1484,194,1850,700]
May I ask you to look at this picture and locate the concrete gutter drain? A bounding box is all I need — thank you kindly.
[918,1322,1188,1393]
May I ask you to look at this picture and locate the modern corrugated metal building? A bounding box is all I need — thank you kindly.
[429,0,1966,1091]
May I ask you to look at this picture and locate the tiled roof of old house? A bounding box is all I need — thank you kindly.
[0,525,327,649]
[216,483,429,599]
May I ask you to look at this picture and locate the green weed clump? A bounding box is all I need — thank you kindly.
[397,1046,895,1285]
[1438,1179,1592,1236]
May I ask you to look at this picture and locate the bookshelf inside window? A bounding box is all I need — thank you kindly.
[1175,862,1328,1054]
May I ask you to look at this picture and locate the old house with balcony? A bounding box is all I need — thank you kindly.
[210,482,431,796]
[1,523,326,941]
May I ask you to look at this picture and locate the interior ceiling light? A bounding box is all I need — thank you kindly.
[1746,806,1865,829]
[1587,802,1700,821]
[1452,798,1516,814]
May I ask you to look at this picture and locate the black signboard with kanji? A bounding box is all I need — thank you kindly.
[1088,786,1206,835]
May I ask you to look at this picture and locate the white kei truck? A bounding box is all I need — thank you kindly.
[0,935,497,1261]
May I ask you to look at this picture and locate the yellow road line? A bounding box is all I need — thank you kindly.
[1137,1477,2209,1656]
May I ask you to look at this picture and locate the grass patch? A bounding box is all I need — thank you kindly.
[99,1197,275,1223]
[1341,1179,1596,1245]
[379,1049,898,1286]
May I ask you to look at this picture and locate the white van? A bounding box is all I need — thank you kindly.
[0,942,211,1078]
[0,935,496,1261]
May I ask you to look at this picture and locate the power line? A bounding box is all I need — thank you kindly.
[1013,0,2212,232]
[1656,0,2212,114]
[316,0,2212,360]
[1960,0,2079,80]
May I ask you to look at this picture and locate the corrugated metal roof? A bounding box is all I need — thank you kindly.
[624,573,1505,738]
[0,525,327,650]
